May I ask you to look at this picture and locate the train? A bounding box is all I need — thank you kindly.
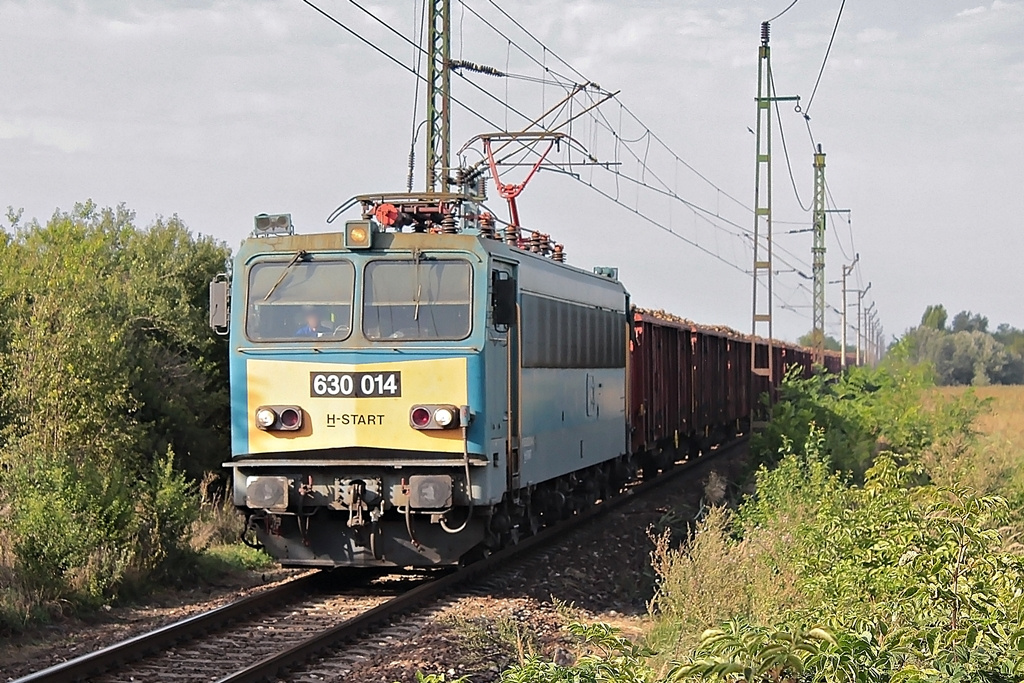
[209,194,840,569]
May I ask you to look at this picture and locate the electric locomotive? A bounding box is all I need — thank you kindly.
[211,195,632,568]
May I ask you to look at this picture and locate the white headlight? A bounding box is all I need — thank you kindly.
[433,407,455,427]
[256,408,277,428]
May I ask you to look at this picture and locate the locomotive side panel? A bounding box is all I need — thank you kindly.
[514,255,628,486]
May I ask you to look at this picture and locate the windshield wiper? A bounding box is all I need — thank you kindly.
[263,250,308,302]
[412,248,422,321]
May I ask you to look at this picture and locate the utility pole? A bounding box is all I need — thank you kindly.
[840,254,858,371]
[425,0,451,193]
[870,310,881,365]
[811,144,827,365]
[750,21,799,419]
[866,313,874,365]
[854,283,871,366]
[862,300,875,366]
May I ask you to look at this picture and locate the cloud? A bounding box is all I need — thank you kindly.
[958,0,1023,16]
[856,27,898,43]
[0,117,92,153]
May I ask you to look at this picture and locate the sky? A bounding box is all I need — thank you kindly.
[1,0,1022,343]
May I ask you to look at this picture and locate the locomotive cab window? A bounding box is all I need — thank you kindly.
[363,259,472,341]
[245,259,355,341]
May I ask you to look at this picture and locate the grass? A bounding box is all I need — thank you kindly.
[0,474,273,634]
[643,382,1024,675]
[437,612,542,672]
[195,544,275,577]
[928,385,1024,500]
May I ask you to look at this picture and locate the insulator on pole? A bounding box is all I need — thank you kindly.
[479,212,495,239]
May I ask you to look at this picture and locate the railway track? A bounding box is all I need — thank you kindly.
[13,436,747,683]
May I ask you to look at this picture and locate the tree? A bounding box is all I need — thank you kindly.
[797,331,843,352]
[993,323,1024,357]
[951,310,989,334]
[0,201,231,613]
[920,304,948,330]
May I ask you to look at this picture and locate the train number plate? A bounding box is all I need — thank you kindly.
[309,372,402,398]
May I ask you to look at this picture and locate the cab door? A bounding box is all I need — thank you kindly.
[487,261,520,491]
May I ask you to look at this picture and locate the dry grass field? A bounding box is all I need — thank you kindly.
[966,385,1024,443]
[932,385,1024,502]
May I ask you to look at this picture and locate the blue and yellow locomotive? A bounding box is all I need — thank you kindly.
[212,195,631,568]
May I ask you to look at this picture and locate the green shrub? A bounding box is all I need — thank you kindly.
[500,622,657,683]
[655,360,1024,681]
[0,202,231,623]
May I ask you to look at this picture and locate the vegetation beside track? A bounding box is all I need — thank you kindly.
[0,203,267,633]
[448,351,1024,682]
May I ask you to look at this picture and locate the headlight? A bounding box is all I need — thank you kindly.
[254,405,304,431]
[256,408,277,429]
[409,404,462,430]
[433,407,455,427]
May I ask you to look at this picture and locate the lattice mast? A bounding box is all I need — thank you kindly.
[811,144,827,365]
[425,0,452,193]
[751,22,774,386]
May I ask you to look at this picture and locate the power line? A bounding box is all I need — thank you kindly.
[562,176,750,277]
[805,0,847,114]
[457,1,583,92]
[464,0,753,217]
[300,0,537,144]
[768,69,810,212]
[406,0,427,191]
[767,0,802,22]
[460,1,777,270]
[306,0,818,306]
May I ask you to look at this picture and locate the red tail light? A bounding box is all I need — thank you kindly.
[279,408,301,429]
[254,405,304,431]
[411,407,432,428]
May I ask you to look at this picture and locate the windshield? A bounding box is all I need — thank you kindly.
[363,259,472,341]
[246,259,355,341]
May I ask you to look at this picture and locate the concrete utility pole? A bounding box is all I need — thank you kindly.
[870,310,881,365]
[854,283,871,366]
[863,301,876,366]
[840,254,858,370]
[866,313,875,365]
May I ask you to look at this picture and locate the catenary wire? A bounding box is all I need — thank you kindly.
[306,0,818,318]
[805,0,846,114]
[767,0,801,22]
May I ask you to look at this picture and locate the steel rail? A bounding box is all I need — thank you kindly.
[11,572,323,683]
[216,436,749,683]
[13,436,746,683]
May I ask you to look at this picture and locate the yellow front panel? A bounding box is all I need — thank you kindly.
[246,357,468,454]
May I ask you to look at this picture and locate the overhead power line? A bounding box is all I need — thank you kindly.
[767,0,801,22]
[303,0,818,317]
[805,0,847,114]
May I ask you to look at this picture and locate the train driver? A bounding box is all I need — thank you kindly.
[295,306,331,338]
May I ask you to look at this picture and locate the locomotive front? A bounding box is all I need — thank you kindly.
[219,223,502,568]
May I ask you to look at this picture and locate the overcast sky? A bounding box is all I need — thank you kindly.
[1,0,1022,341]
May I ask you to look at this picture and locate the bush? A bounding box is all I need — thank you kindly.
[651,362,1024,681]
[0,202,232,625]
